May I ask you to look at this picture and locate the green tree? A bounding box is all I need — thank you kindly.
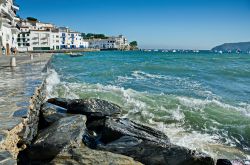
[81,33,108,39]
[129,41,138,50]
[27,17,38,22]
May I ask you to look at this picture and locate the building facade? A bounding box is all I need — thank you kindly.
[18,24,89,51]
[59,27,88,49]
[0,0,20,55]
[88,35,129,50]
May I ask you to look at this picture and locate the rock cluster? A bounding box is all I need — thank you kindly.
[17,98,248,165]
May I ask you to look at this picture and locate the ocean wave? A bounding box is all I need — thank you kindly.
[177,96,250,117]
[118,70,219,100]
[132,70,167,80]
[159,123,249,159]
[45,69,61,98]
[45,70,250,159]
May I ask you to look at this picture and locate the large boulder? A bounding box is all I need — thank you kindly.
[27,115,87,161]
[100,117,170,145]
[40,102,70,127]
[50,146,143,165]
[98,136,214,165]
[48,98,122,119]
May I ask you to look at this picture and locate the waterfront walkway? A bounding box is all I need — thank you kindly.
[0,54,52,164]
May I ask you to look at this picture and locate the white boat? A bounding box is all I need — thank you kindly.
[67,52,84,57]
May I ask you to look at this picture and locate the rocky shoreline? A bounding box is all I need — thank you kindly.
[15,97,249,165]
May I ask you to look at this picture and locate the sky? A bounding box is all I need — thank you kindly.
[16,0,250,50]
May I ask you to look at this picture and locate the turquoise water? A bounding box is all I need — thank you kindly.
[47,51,250,159]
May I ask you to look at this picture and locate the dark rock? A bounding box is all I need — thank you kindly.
[98,136,214,165]
[47,98,69,109]
[216,159,232,165]
[48,98,122,118]
[49,146,143,165]
[40,102,69,127]
[100,117,170,145]
[86,118,106,133]
[216,159,250,165]
[27,115,87,161]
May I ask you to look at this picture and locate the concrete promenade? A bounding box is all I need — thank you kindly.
[0,54,52,164]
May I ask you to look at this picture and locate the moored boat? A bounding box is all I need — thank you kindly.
[67,52,84,57]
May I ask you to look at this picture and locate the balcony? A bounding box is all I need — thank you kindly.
[41,42,48,45]
[12,3,20,11]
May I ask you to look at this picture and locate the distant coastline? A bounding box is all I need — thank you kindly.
[211,41,250,53]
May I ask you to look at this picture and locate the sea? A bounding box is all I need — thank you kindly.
[46,51,250,159]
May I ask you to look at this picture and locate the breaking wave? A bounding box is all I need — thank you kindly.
[45,69,250,159]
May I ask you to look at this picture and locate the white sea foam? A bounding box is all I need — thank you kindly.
[44,74,250,159]
[132,70,169,80]
[177,96,250,117]
[171,105,185,121]
[149,121,249,159]
[45,69,61,98]
[95,84,147,110]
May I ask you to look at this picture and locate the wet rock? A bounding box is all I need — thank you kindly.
[0,150,16,165]
[27,115,87,161]
[20,85,47,146]
[86,118,106,133]
[47,98,69,109]
[98,136,214,165]
[100,117,170,145]
[50,145,143,165]
[216,159,232,165]
[48,98,122,118]
[40,102,69,127]
[216,159,250,165]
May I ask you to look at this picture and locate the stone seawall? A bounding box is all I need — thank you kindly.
[0,54,52,164]
[0,83,46,161]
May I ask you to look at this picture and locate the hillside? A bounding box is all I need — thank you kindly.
[211,42,250,52]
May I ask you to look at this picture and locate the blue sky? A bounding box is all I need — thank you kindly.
[16,0,250,49]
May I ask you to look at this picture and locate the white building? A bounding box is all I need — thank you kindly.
[0,0,20,55]
[51,28,60,50]
[17,25,89,51]
[17,18,61,51]
[88,35,129,50]
[59,27,88,49]
[17,30,52,51]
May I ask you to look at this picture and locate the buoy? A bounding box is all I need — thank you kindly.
[10,57,16,67]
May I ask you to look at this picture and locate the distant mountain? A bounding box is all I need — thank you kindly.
[211,42,250,52]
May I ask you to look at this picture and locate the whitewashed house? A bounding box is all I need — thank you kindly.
[17,19,59,51]
[88,35,129,50]
[59,27,89,49]
[0,0,20,55]
[51,28,60,50]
